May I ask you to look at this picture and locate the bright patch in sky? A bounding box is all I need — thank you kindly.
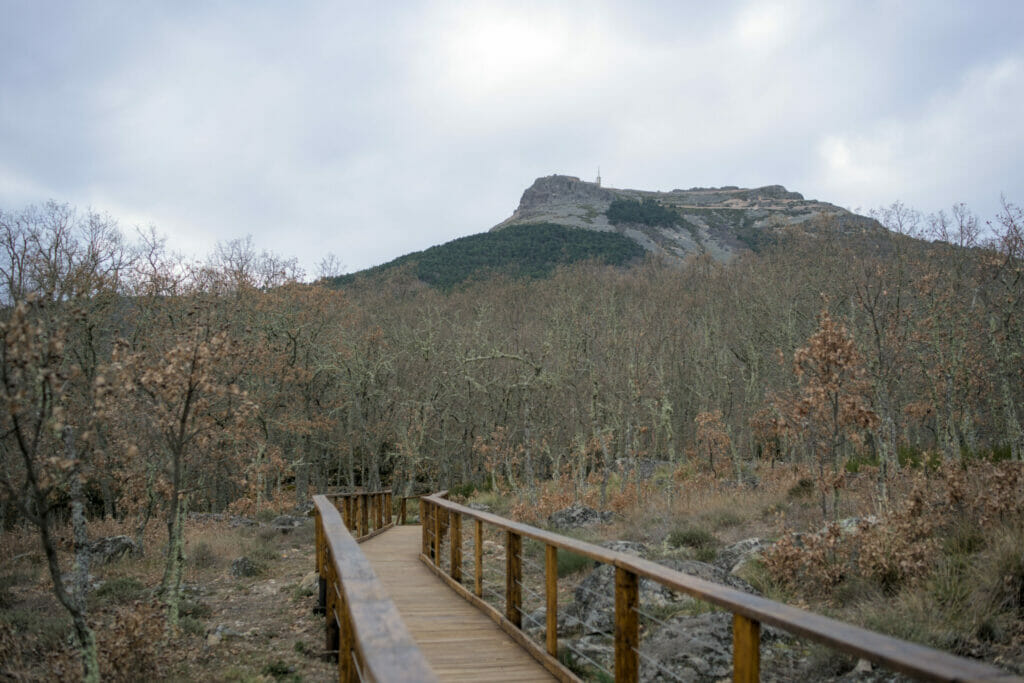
[734,3,789,47]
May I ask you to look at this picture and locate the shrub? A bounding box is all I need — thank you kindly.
[606,198,679,227]
[178,615,205,636]
[94,602,169,681]
[448,482,477,500]
[557,550,592,577]
[666,526,717,550]
[249,535,280,561]
[190,541,220,570]
[90,576,147,607]
[787,477,814,500]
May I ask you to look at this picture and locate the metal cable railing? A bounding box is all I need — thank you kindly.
[418,492,1021,683]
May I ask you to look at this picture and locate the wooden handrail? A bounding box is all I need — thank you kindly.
[420,493,1022,683]
[314,492,436,682]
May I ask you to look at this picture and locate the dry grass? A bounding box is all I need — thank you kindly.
[488,459,1024,676]
[0,513,329,681]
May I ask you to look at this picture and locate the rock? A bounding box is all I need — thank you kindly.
[713,538,773,574]
[566,634,615,674]
[640,612,736,682]
[209,624,247,640]
[523,606,575,638]
[570,557,756,635]
[270,514,306,530]
[228,516,257,528]
[467,502,493,513]
[190,512,225,523]
[482,540,505,558]
[548,502,612,529]
[854,658,873,673]
[87,535,140,564]
[641,611,793,682]
[601,540,648,557]
[230,556,261,578]
[206,631,221,647]
[299,572,319,593]
[292,501,315,517]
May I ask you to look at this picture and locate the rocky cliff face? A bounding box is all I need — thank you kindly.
[492,175,877,263]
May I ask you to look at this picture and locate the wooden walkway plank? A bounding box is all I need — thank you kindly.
[360,525,557,682]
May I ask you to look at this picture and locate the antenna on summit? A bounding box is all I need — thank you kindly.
[596,167,601,187]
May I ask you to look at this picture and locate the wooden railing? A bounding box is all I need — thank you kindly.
[313,491,437,682]
[419,493,1021,683]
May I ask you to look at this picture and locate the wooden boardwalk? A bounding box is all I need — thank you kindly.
[360,525,556,682]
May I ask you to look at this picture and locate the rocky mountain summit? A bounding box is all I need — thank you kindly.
[492,174,880,263]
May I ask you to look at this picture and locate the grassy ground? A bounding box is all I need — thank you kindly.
[0,515,334,682]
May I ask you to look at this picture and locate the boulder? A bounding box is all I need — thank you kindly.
[270,514,306,529]
[292,501,315,517]
[87,535,140,564]
[548,502,612,529]
[190,512,225,523]
[299,572,319,593]
[713,538,773,574]
[641,611,793,682]
[467,502,493,513]
[230,556,261,578]
[601,540,648,557]
[570,557,756,635]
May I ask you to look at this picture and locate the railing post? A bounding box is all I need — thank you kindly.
[433,502,442,564]
[325,557,340,660]
[545,544,558,657]
[450,511,462,581]
[337,585,354,682]
[359,493,369,537]
[474,519,483,598]
[733,614,761,683]
[401,497,407,525]
[506,530,522,628]
[315,510,326,615]
[379,492,386,529]
[420,499,428,555]
[615,566,639,683]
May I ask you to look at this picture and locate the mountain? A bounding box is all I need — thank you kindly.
[492,174,882,261]
[328,175,882,289]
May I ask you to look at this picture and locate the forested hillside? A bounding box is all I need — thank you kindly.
[328,222,644,289]
[1,199,1022,531]
[1,198,1023,677]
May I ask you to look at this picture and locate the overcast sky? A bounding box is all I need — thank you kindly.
[2,1,1022,276]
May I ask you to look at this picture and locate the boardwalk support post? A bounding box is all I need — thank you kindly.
[474,519,483,598]
[506,530,522,628]
[337,584,354,681]
[433,501,442,564]
[545,544,557,657]
[420,499,428,556]
[359,493,369,537]
[733,613,760,683]
[615,566,639,683]
[450,511,462,581]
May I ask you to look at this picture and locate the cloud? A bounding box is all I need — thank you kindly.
[1,1,1022,273]
[812,57,1024,214]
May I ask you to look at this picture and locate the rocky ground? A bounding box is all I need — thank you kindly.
[0,515,335,682]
